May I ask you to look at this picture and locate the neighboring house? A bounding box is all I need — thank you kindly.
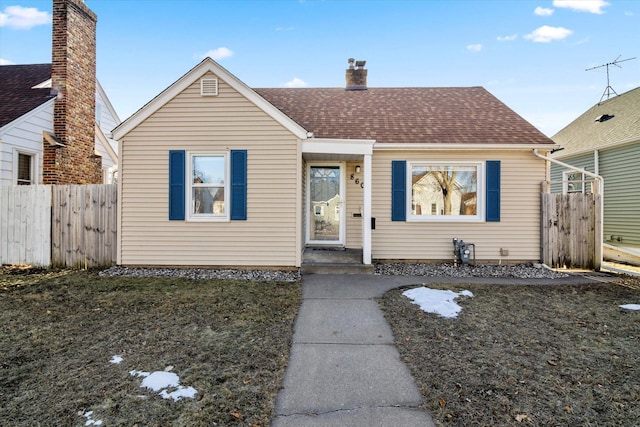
[0,0,119,187]
[112,57,555,268]
[551,87,640,250]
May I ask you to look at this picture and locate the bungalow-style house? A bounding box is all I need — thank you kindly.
[0,0,119,187]
[112,57,556,268]
[551,86,640,258]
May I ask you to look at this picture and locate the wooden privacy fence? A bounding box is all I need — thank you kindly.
[0,185,52,266]
[0,184,117,268]
[541,192,602,270]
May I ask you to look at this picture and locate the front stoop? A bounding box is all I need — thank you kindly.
[302,247,374,275]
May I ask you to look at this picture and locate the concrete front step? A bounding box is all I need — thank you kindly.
[301,263,375,275]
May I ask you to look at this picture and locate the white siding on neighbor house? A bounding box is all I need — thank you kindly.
[96,85,120,182]
[345,160,364,248]
[371,149,546,263]
[119,72,302,267]
[96,89,119,139]
[0,99,54,186]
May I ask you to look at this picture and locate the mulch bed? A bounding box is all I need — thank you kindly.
[0,268,300,426]
[378,275,640,426]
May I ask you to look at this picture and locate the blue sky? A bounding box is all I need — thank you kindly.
[1,0,638,136]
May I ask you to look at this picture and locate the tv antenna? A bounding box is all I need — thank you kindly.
[586,55,636,103]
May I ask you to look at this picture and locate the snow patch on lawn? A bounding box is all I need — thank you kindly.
[130,369,198,401]
[109,355,123,364]
[620,304,640,311]
[82,410,103,426]
[403,287,474,318]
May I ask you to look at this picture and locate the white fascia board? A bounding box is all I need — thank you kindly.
[374,142,557,151]
[112,58,308,140]
[0,98,55,136]
[302,138,375,155]
[95,124,118,164]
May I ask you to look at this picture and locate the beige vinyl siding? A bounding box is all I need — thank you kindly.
[345,161,364,248]
[599,142,640,247]
[371,149,545,263]
[120,72,301,267]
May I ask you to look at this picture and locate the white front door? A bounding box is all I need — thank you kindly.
[307,163,345,245]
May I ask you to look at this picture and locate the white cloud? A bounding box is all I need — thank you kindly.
[553,0,609,14]
[524,25,573,43]
[197,47,233,60]
[497,34,518,42]
[0,5,51,29]
[276,26,295,32]
[534,6,554,16]
[283,77,308,88]
[466,44,483,52]
[0,58,16,65]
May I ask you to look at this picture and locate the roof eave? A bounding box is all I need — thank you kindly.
[374,142,557,151]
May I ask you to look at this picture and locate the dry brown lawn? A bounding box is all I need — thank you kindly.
[379,275,640,426]
[0,268,300,426]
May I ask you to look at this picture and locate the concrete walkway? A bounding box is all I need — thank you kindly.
[271,272,606,426]
[272,274,438,427]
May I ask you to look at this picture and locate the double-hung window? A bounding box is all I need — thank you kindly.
[16,153,35,185]
[408,162,482,222]
[392,160,499,223]
[169,149,247,222]
[189,154,227,220]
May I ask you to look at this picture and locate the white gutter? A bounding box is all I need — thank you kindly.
[376,143,556,151]
[533,149,604,270]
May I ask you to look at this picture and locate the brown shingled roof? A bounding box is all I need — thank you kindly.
[0,64,55,128]
[254,87,553,145]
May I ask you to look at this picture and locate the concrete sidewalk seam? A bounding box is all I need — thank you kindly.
[276,403,426,418]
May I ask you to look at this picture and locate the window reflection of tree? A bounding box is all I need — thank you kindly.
[413,166,477,216]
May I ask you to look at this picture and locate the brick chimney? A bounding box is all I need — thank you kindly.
[44,0,102,184]
[345,58,367,91]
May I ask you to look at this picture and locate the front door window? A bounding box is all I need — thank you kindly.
[309,166,342,242]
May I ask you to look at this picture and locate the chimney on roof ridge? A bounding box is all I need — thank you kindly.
[346,58,367,91]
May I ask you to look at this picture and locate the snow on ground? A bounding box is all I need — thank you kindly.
[80,357,198,425]
[82,410,103,426]
[130,369,198,401]
[620,304,640,310]
[403,287,473,318]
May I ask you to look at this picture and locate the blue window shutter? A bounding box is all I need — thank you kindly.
[486,160,501,222]
[230,150,247,220]
[169,150,185,220]
[391,160,406,221]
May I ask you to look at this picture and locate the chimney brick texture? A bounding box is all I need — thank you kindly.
[44,0,102,184]
[345,68,367,91]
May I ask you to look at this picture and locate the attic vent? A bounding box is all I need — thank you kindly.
[595,114,614,123]
[200,78,218,96]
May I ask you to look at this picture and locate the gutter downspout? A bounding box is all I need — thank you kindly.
[533,149,603,270]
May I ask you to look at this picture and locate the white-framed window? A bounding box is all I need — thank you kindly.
[13,150,38,185]
[408,162,483,222]
[563,170,585,194]
[314,205,325,216]
[188,153,228,221]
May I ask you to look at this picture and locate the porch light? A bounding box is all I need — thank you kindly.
[355,165,361,173]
